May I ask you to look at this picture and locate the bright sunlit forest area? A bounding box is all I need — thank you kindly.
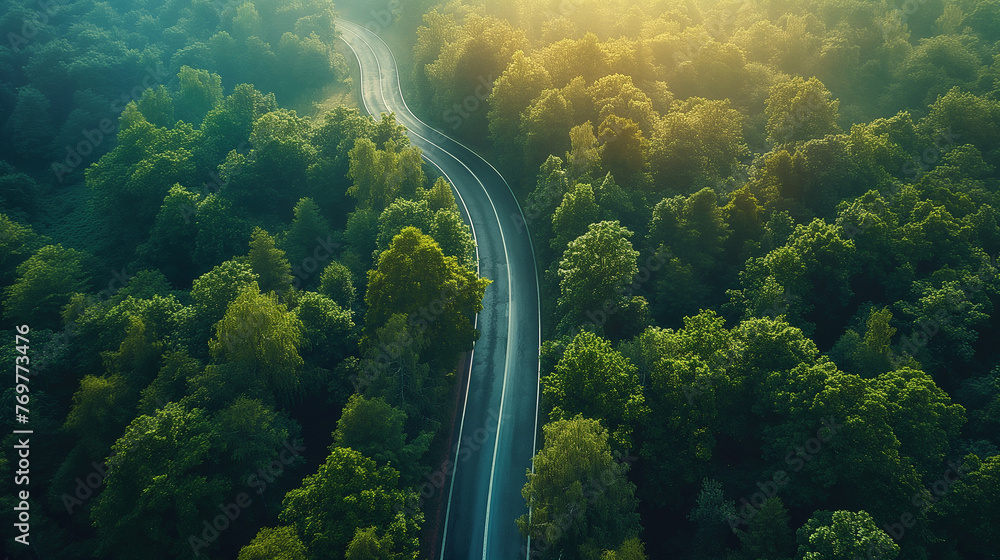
[1,0,999,558]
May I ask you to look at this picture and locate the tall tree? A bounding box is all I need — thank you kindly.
[542,331,647,449]
[795,511,899,560]
[291,290,354,366]
[648,98,748,192]
[174,66,224,124]
[551,182,599,251]
[488,50,552,176]
[735,497,795,560]
[557,221,639,325]
[518,416,640,560]
[238,526,309,560]
[930,455,1000,557]
[282,197,332,270]
[91,404,230,560]
[1,86,54,161]
[3,244,89,329]
[364,227,489,363]
[332,394,432,482]
[348,139,425,212]
[318,260,356,309]
[248,227,293,294]
[190,259,260,345]
[279,447,421,560]
[687,478,737,557]
[209,286,305,405]
[765,76,841,145]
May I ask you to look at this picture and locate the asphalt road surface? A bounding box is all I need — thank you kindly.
[337,19,542,560]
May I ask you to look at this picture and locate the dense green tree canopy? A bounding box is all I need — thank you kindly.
[542,331,647,449]
[279,447,421,560]
[557,220,639,324]
[364,226,489,361]
[518,416,641,560]
[5,0,1000,558]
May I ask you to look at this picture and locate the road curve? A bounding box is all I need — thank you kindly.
[336,19,542,560]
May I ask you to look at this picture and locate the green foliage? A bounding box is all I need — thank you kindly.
[1,86,54,161]
[318,260,357,308]
[348,136,426,212]
[237,526,309,560]
[649,97,748,192]
[212,397,301,478]
[137,85,175,128]
[431,207,477,270]
[280,447,421,560]
[377,199,434,252]
[687,477,737,556]
[766,77,841,145]
[0,5,491,560]
[135,184,200,284]
[64,373,130,456]
[190,258,260,344]
[333,394,432,482]
[552,182,599,250]
[176,66,224,125]
[86,103,201,247]
[10,0,1000,558]
[795,510,899,560]
[220,109,317,217]
[364,227,489,363]
[930,455,1000,557]
[421,176,459,211]
[91,403,231,560]
[248,227,293,294]
[424,13,528,141]
[730,219,856,333]
[0,214,44,285]
[282,197,332,273]
[599,538,648,560]
[557,221,639,327]
[542,331,647,449]
[290,290,354,366]
[208,286,304,405]
[193,194,251,269]
[139,349,201,415]
[735,497,795,560]
[487,50,552,176]
[3,244,89,329]
[0,166,40,223]
[518,416,640,560]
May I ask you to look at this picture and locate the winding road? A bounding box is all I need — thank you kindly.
[336,19,542,560]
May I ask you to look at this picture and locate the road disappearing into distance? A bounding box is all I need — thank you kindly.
[337,19,542,560]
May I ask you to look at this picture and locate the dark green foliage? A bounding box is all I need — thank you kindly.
[6,0,1000,559]
[0,5,492,560]
[282,197,332,278]
[332,394,432,483]
[517,416,641,560]
[3,244,90,329]
[247,227,293,294]
[542,330,647,449]
[318,260,357,308]
[795,510,899,560]
[279,447,422,560]
[91,404,232,560]
[290,290,354,367]
[1,86,55,161]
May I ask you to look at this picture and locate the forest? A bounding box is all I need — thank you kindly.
[2,0,1000,559]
